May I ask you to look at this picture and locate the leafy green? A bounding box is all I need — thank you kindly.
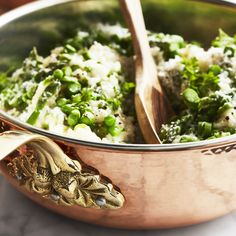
[160,30,236,143]
[212,29,236,48]
[182,88,200,110]
[197,94,228,121]
[149,33,186,59]
[181,59,220,97]
[160,114,196,143]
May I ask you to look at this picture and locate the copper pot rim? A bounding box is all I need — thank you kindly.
[1,0,236,152]
[1,110,236,151]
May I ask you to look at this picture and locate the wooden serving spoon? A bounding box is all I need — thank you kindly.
[119,0,173,144]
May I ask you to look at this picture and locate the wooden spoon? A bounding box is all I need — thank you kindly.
[119,0,173,144]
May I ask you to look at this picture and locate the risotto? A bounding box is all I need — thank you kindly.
[1,24,236,144]
[0,24,136,143]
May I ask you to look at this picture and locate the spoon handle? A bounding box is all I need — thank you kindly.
[119,0,156,80]
[119,0,164,144]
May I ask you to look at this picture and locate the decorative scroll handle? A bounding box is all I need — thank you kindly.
[0,130,125,209]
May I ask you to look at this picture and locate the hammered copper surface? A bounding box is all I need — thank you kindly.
[1,120,236,228]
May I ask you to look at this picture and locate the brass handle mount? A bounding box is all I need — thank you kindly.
[0,123,125,210]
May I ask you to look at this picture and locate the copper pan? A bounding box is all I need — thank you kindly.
[1,0,236,229]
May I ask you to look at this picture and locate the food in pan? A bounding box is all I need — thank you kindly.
[159,30,236,143]
[0,24,136,143]
[1,24,236,144]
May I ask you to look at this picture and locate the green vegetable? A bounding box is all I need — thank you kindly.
[95,125,108,138]
[75,124,87,129]
[53,69,64,79]
[180,135,198,143]
[182,88,200,109]
[57,98,68,107]
[67,109,81,127]
[209,65,221,75]
[217,103,232,116]
[212,29,235,48]
[80,114,95,126]
[198,122,212,138]
[198,94,228,121]
[81,88,93,102]
[224,46,235,57]
[65,44,77,53]
[59,54,71,61]
[8,24,236,144]
[81,50,91,60]
[148,33,186,59]
[0,67,14,92]
[62,66,72,76]
[108,98,121,111]
[182,58,220,97]
[182,57,200,82]
[104,115,116,127]
[72,94,82,103]
[108,125,123,136]
[60,76,77,83]
[122,82,135,95]
[68,82,81,94]
[27,110,40,125]
[159,30,236,143]
[60,104,75,114]
[0,24,137,144]
[160,114,194,143]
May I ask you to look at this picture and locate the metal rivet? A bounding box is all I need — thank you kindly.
[16,174,23,181]
[95,197,106,206]
[50,193,60,201]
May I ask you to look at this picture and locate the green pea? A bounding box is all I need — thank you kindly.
[82,51,91,60]
[104,115,116,127]
[68,82,81,94]
[59,54,71,61]
[108,126,123,136]
[72,94,82,103]
[198,121,212,138]
[67,109,81,127]
[60,76,77,83]
[209,65,221,75]
[183,88,200,109]
[81,89,92,101]
[61,104,74,114]
[84,66,92,72]
[65,44,76,53]
[80,115,95,126]
[74,124,87,130]
[42,122,49,130]
[62,66,72,76]
[57,98,68,107]
[53,69,64,79]
[96,126,108,138]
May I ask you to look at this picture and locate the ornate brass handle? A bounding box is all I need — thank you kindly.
[0,125,125,209]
